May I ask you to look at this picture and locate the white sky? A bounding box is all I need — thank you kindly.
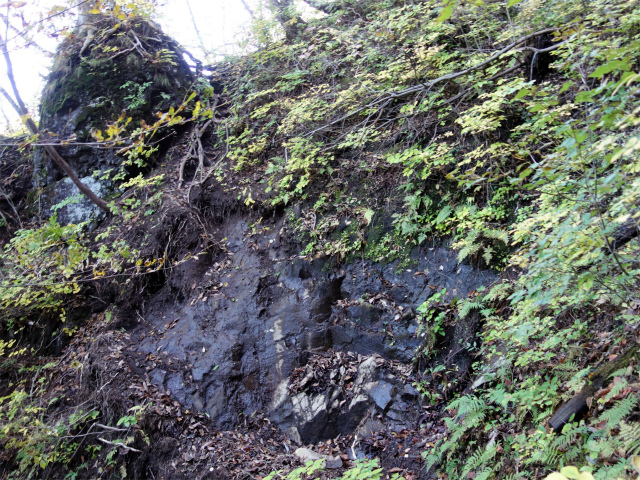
[0,0,258,132]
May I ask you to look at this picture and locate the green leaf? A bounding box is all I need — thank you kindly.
[589,59,630,79]
[437,2,455,22]
[435,205,452,224]
[559,81,573,93]
[363,208,375,225]
[507,0,524,6]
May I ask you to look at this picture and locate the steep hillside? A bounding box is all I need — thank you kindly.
[1,0,640,479]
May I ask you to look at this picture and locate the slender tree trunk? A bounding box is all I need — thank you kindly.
[185,0,208,56]
[269,0,306,41]
[0,31,110,212]
[240,0,256,18]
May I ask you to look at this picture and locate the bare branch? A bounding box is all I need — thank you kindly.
[98,438,141,453]
[240,0,255,18]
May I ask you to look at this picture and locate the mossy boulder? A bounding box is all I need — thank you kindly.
[34,15,194,223]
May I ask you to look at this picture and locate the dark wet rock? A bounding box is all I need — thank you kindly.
[367,381,395,411]
[131,211,497,443]
[402,383,419,401]
[345,303,382,324]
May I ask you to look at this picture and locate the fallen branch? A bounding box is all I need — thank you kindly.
[606,219,640,253]
[98,438,142,453]
[549,343,639,433]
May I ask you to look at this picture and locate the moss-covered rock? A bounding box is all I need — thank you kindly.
[34,14,194,223]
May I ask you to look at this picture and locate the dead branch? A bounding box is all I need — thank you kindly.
[98,438,142,453]
[0,190,22,228]
[606,219,640,254]
[240,0,256,18]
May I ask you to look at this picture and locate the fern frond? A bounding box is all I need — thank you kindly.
[602,378,628,402]
[475,467,494,480]
[482,245,494,265]
[485,281,512,301]
[457,241,481,263]
[449,394,487,419]
[458,299,483,319]
[594,462,628,480]
[619,421,640,454]
[598,396,638,428]
[484,228,509,244]
[461,444,498,477]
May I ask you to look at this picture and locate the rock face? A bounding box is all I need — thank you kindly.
[132,208,497,443]
[42,176,110,225]
[35,16,193,224]
[271,353,418,444]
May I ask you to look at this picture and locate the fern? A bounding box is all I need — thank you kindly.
[555,361,579,373]
[461,443,498,478]
[458,299,483,319]
[484,228,509,244]
[619,421,640,454]
[482,245,494,265]
[598,396,638,429]
[594,462,628,480]
[427,395,491,473]
[475,467,494,480]
[602,378,628,403]
[449,394,487,420]
[485,281,512,302]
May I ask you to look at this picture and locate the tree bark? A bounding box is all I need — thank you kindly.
[0,31,110,212]
[269,0,306,41]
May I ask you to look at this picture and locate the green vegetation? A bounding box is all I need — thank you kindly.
[216,0,640,477]
[2,0,640,478]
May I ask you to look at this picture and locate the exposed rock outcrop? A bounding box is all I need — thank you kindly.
[131,207,496,443]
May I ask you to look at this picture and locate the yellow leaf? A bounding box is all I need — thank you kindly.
[560,467,581,479]
[544,474,568,480]
[632,456,640,475]
[192,101,201,118]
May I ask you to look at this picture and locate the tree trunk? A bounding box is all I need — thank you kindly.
[269,0,306,41]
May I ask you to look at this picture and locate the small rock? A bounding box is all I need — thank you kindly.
[285,426,302,445]
[366,381,395,411]
[294,447,342,469]
[402,383,419,400]
[325,456,343,469]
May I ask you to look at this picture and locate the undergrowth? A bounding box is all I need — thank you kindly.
[215,0,640,477]
[3,0,640,478]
